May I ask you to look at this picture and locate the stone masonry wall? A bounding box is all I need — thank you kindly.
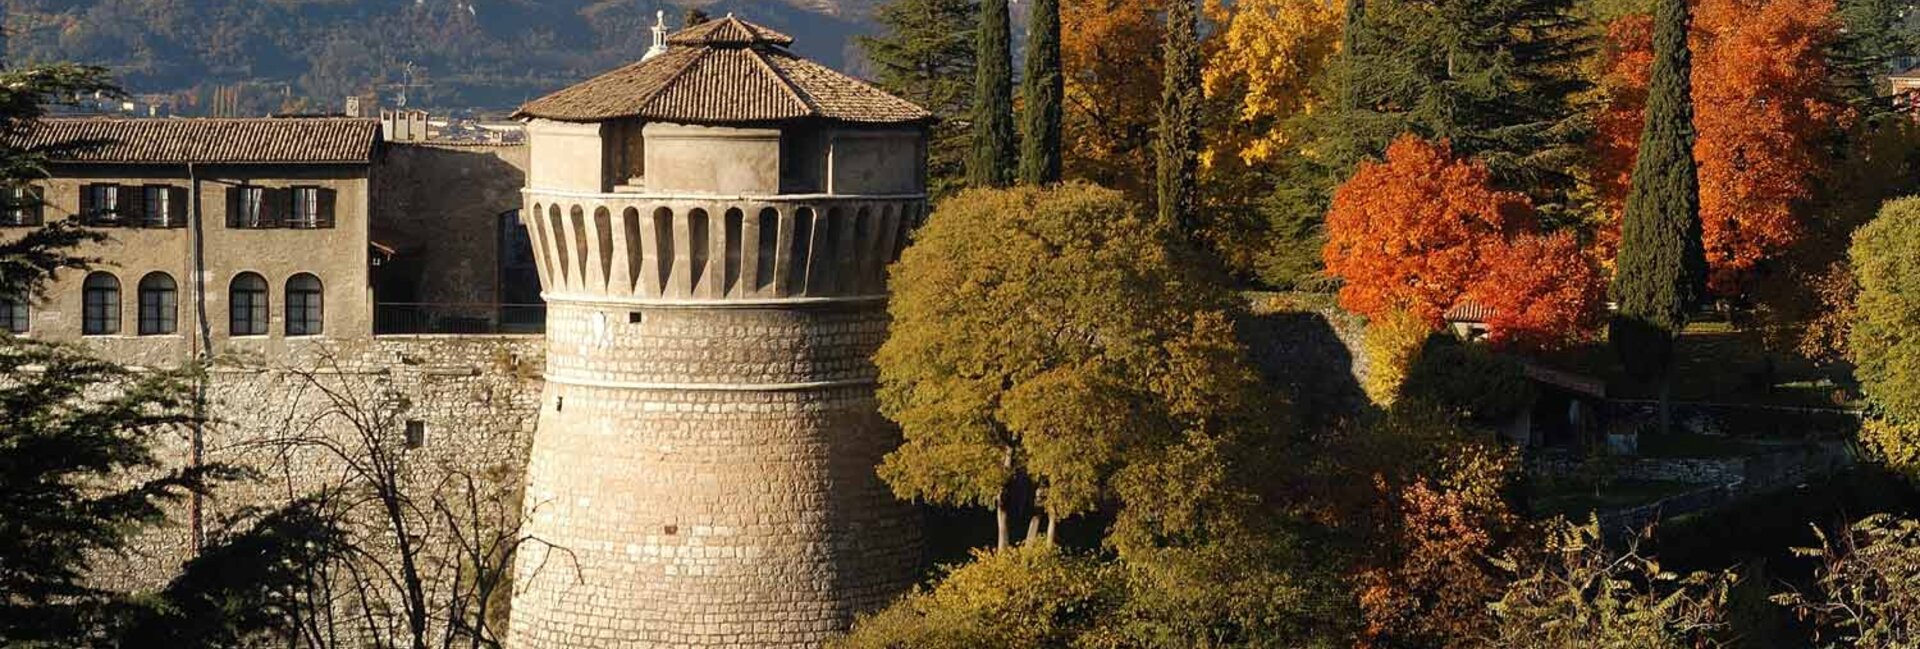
[95,335,546,619]
[511,302,921,649]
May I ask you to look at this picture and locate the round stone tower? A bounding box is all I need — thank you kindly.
[506,15,930,648]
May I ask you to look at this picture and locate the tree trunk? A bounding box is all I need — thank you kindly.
[995,501,1010,550]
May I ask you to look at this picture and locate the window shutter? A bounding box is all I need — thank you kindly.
[80,184,95,223]
[114,184,135,226]
[266,187,288,228]
[168,186,187,228]
[226,186,242,228]
[317,188,336,229]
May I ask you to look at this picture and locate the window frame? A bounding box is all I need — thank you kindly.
[141,184,179,228]
[288,186,320,229]
[81,272,121,335]
[82,184,122,226]
[137,272,178,336]
[229,272,269,336]
[232,185,270,229]
[2,184,42,227]
[285,273,323,336]
[0,295,27,333]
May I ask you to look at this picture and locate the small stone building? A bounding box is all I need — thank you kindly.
[505,15,932,649]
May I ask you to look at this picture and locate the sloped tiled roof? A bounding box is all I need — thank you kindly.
[514,15,931,125]
[666,16,794,47]
[20,117,380,164]
[1444,300,1496,323]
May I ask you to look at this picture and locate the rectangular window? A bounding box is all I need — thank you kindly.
[289,186,320,229]
[3,185,42,227]
[139,286,176,335]
[231,185,269,228]
[82,184,121,225]
[142,185,175,228]
[0,297,26,333]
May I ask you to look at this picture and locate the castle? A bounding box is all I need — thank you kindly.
[0,14,930,648]
[507,15,928,647]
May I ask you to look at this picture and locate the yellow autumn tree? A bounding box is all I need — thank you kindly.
[1062,0,1168,198]
[1200,0,1345,170]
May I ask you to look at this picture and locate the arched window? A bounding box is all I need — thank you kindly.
[137,272,177,335]
[229,272,268,336]
[286,273,323,336]
[82,272,120,335]
[0,295,27,333]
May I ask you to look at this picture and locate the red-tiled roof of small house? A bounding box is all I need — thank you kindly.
[513,15,931,125]
[20,117,381,164]
[1445,300,1497,323]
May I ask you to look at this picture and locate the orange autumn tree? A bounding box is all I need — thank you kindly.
[1593,0,1844,294]
[1466,231,1609,351]
[1326,136,1605,350]
[1062,0,1168,197]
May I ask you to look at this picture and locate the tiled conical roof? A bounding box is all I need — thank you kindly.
[514,15,930,125]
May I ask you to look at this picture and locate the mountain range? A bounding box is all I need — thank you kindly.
[2,0,882,115]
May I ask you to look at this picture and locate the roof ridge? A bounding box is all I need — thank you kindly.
[747,46,817,117]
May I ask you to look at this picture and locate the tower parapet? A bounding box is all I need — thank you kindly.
[507,15,931,649]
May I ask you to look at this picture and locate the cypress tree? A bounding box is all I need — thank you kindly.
[1155,0,1202,235]
[1017,0,1062,185]
[969,0,1017,188]
[1611,0,1707,434]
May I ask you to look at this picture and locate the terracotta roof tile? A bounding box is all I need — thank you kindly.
[21,117,379,164]
[515,16,930,125]
[666,16,795,46]
[1445,300,1497,323]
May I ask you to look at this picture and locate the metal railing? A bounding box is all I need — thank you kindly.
[374,303,546,335]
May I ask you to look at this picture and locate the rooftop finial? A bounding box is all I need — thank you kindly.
[644,10,668,61]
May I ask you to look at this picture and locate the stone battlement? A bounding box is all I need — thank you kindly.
[524,191,924,302]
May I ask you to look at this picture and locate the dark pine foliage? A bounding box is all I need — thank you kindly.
[858,0,980,198]
[969,0,1018,188]
[1018,0,1063,186]
[1155,0,1203,236]
[1610,0,1707,384]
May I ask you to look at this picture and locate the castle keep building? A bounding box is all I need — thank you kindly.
[507,16,931,648]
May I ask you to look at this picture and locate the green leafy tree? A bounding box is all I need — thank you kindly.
[832,544,1127,649]
[858,0,979,197]
[970,0,1017,188]
[1609,0,1707,436]
[1018,0,1063,185]
[875,183,1250,549]
[1156,0,1203,237]
[1851,196,1920,426]
[1850,196,1920,477]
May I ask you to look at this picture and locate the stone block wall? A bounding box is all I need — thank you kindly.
[511,302,921,649]
[95,335,546,613]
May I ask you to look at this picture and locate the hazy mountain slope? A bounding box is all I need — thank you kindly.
[1,0,876,113]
